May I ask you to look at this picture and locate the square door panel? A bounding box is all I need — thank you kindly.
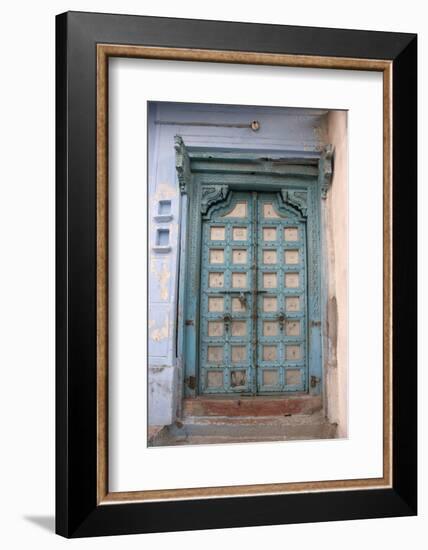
[263,227,277,241]
[284,227,299,241]
[232,227,248,240]
[263,321,278,336]
[263,249,277,264]
[232,297,246,312]
[285,369,301,386]
[285,272,300,288]
[209,272,224,288]
[231,320,246,336]
[286,345,301,360]
[285,249,299,264]
[207,346,223,363]
[286,296,300,311]
[232,272,247,288]
[263,272,277,289]
[263,296,278,312]
[208,321,223,337]
[209,248,225,264]
[208,296,224,312]
[210,226,225,240]
[285,320,300,336]
[207,371,223,388]
[263,345,277,361]
[231,346,246,362]
[262,369,279,386]
[232,249,247,264]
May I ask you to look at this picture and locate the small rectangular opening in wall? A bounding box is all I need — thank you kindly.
[156,228,170,246]
[158,200,171,216]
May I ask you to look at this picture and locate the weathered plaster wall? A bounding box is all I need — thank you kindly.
[148,102,331,426]
[324,110,348,437]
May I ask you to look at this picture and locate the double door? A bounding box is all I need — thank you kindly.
[200,191,307,394]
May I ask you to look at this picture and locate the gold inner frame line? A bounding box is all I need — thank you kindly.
[96,43,393,504]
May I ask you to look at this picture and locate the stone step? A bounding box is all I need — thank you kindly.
[183,395,322,417]
[149,413,337,446]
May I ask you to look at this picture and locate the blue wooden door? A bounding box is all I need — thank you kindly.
[200,191,307,394]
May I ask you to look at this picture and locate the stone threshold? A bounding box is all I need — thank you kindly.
[183,394,322,417]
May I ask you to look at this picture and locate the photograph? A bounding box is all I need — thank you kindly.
[147,101,348,446]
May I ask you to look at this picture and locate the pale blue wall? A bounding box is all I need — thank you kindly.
[148,102,329,425]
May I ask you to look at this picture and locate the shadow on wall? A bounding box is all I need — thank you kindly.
[23,515,55,533]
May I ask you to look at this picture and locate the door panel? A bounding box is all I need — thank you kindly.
[256,194,307,393]
[200,191,307,394]
[200,192,255,394]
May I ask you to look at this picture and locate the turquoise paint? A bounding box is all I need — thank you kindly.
[176,141,328,397]
[200,191,256,394]
[256,193,307,393]
[199,191,308,394]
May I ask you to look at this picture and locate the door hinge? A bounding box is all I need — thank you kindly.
[186,376,196,390]
[310,375,321,388]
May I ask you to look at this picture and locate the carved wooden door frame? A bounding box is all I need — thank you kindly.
[175,136,333,398]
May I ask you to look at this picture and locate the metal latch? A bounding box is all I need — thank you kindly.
[278,311,286,331]
[186,376,196,390]
[223,314,232,331]
[238,292,247,306]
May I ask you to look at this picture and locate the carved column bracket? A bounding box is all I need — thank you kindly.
[175,135,191,195]
[319,144,333,199]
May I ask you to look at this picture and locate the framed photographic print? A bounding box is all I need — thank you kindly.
[56,11,417,538]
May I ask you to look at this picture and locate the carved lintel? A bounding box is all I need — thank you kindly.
[319,144,333,199]
[279,189,308,218]
[175,135,191,194]
[200,185,230,215]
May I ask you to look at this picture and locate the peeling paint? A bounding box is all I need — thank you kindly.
[151,258,171,300]
[150,316,169,341]
[154,182,177,200]
[151,366,166,374]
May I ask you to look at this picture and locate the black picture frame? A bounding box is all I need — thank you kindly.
[56,11,417,538]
